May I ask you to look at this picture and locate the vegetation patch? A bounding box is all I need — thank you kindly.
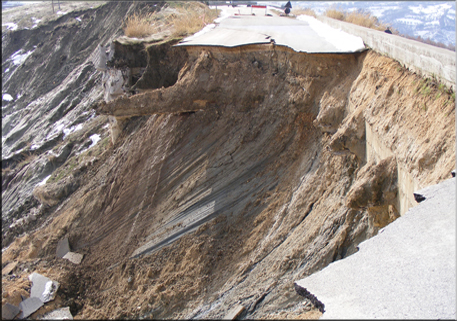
[325,8,389,31]
[292,8,316,18]
[123,1,218,38]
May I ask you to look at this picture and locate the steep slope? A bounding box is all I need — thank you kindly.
[2,3,455,320]
[2,1,164,248]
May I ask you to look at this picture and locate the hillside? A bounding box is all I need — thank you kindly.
[2,2,455,319]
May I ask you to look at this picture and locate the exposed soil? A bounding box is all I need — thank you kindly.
[2,2,455,320]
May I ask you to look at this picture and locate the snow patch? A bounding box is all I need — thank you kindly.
[2,22,18,31]
[76,17,82,22]
[5,68,10,73]
[56,11,68,15]
[213,7,231,23]
[11,49,34,66]
[30,144,40,150]
[3,93,14,101]
[42,281,55,302]
[46,123,66,140]
[88,134,101,149]
[63,124,83,140]
[297,15,365,52]
[77,134,101,155]
[31,17,41,28]
[37,175,51,187]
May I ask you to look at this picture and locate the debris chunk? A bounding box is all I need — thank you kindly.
[413,193,426,203]
[40,306,73,320]
[56,237,70,258]
[63,252,84,264]
[2,302,21,320]
[29,272,60,303]
[18,297,44,319]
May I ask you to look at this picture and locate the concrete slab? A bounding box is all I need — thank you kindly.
[56,237,70,258]
[63,252,84,264]
[40,306,73,320]
[18,297,44,319]
[29,272,60,303]
[176,5,365,53]
[295,177,456,319]
[2,302,21,320]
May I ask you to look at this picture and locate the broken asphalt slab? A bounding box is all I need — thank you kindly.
[56,237,70,258]
[18,297,44,319]
[56,236,84,264]
[295,177,456,319]
[2,302,21,320]
[40,306,73,320]
[29,272,60,303]
[63,251,84,264]
[176,6,365,53]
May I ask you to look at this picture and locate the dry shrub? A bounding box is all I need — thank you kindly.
[123,2,218,39]
[324,8,345,21]
[345,10,388,31]
[168,2,218,37]
[124,12,160,38]
[325,8,389,31]
[292,8,316,18]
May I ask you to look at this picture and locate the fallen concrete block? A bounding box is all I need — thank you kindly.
[56,237,70,258]
[29,272,60,303]
[223,305,245,320]
[63,252,84,265]
[2,302,21,319]
[2,261,18,275]
[18,297,44,319]
[40,306,73,320]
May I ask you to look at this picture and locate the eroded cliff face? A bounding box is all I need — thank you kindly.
[2,5,455,320]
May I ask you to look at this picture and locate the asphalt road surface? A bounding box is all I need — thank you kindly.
[295,177,456,319]
[177,5,366,53]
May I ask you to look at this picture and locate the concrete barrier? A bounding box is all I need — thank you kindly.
[317,16,456,90]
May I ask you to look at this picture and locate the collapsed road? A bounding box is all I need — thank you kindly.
[2,2,455,320]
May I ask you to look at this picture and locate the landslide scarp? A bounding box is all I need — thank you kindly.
[2,4,455,320]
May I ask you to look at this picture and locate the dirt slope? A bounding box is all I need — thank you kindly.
[2,3,455,320]
[2,0,164,249]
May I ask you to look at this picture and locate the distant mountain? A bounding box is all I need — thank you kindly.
[292,1,455,47]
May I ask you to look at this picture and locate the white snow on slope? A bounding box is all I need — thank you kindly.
[3,93,14,101]
[11,49,34,66]
[2,22,18,30]
[37,175,51,187]
[63,124,83,139]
